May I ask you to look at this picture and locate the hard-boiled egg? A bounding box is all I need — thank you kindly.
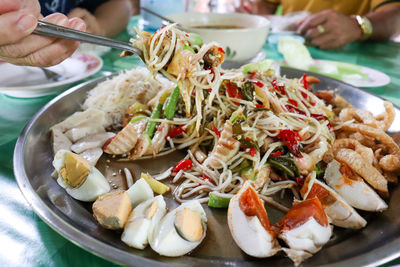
[324,160,387,212]
[301,172,366,229]
[92,191,132,230]
[227,181,280,258]
[53,149,110,201]
[126,178,154,208]
[277,198,332,266]
[121,195,166,249]
[149,200,207,257]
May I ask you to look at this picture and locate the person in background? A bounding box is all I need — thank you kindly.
[129,0,140,15]
[241,0,400,49]
[0,0,131,67]
[41,0,132,37]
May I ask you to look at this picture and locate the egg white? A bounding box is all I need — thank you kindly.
[324,160,387,212]
[126,178,154,208]
[303,174,367,229]
[279,217,332,254]
[53,149,110,202]
[227,181,280,258]
[149,200,207,257]
[121,195,166,249]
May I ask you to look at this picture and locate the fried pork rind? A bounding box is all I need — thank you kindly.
[379,154,400,172]
[332,94,352,114]
[333,139,374,165]
[339,108,379,128]
[375,101,395,131]
[340,123,400,173]
[338,101,395,131]
[341,123,399,153]
[334,148,388,197]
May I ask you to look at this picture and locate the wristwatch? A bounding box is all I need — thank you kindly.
[353,15,373,41]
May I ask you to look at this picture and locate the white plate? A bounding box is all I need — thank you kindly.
[281,59,390,88]
[0,52,103,98]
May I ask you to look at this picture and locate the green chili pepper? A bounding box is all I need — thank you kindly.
[145,103,162,139]
[164,86,180,120]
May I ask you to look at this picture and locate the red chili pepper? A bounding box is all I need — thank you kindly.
[309,114,333,130]
[277,129,302,157]
[202,174,212,182]
[302,73,308,90]
[271,79,286,95]
[249,147,257,157]
[218,47,225,54]
[185,34,189,37]
[288,99,298,107]
[102,136,115,151]
[173,159,192,172]
[270,151,282,157]
[252,81,264,88]
[296,177,305,187]
[225,81,243,105]
[284,105,306,115]
[249,71,256,79]
[166,125,185,139]
[310,113,328,121]
[255,103,265,109]
[209,67,216,82]
[212,124,221,138]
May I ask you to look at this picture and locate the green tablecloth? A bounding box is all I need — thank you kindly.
[1,17,399,266]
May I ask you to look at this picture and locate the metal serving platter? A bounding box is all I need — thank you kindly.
[14,67,400,266]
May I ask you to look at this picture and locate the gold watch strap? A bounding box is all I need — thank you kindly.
[354,15,373,41]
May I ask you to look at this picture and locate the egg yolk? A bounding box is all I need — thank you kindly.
[277,198,329,231]
[239,186,271,232]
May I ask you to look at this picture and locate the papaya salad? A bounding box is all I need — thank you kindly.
[49,24,399,265]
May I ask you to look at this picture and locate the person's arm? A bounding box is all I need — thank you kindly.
[238,0,278,14]
[68,0,132,37]
[93,0,132,37]
[130,0,139,15]
[367,6,400,40]
[0,0,85,66]
[297,6,400,50]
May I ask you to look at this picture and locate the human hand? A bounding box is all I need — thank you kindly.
[297,9,362,50]
[0,0,86,66]
[68,8,104,36]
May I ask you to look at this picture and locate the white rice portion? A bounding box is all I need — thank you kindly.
[83,67,175,125]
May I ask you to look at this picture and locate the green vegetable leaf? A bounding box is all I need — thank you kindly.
[242,59,274,74]
[241,81,254,101]
[268,155,300,179]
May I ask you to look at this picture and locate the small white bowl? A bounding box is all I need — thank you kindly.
[168,12,270,61]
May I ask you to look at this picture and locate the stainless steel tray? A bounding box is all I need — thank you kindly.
[14,67,400,266]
